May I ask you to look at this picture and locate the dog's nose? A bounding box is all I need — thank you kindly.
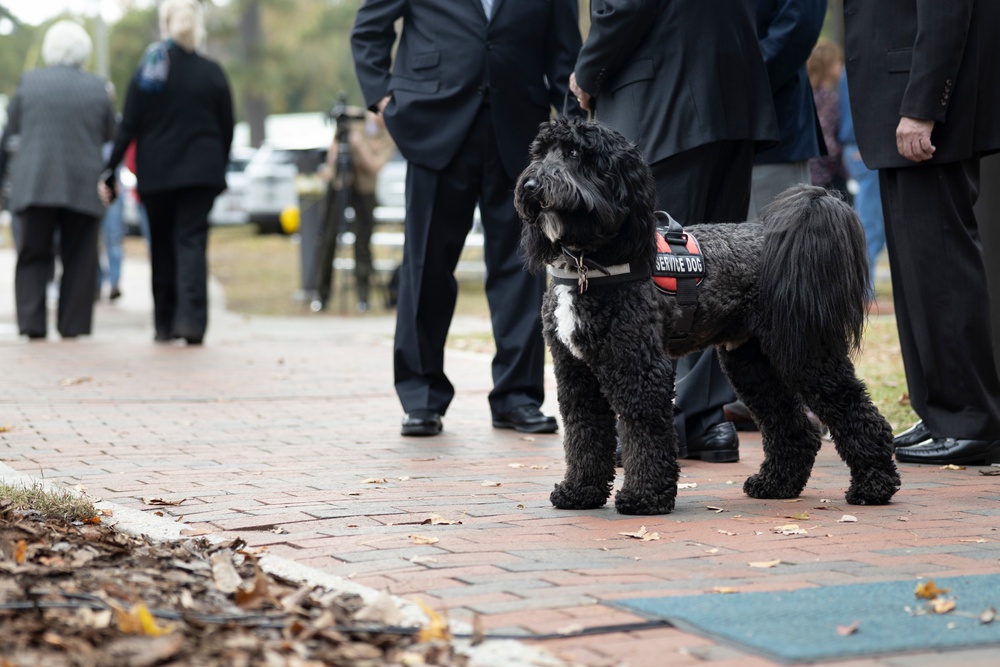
[522,178,538,192]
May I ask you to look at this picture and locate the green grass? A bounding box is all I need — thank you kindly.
[202,224,915,432]
[0,481,99,523]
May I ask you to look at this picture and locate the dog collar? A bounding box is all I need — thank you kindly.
[549,248,648,293]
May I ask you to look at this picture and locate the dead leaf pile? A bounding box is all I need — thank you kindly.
[0,499,463,666]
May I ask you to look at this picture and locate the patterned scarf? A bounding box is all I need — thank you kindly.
[138,39,173,92]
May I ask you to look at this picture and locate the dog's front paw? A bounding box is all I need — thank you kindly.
[743,473,804,500]
[614,487,675,515]
[845,467,901,505]
[551,482,610,510]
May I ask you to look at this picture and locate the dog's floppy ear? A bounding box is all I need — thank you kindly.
[608,133,659,262]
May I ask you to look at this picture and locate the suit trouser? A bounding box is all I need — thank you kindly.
[649,140,755,446]
[394,103,546,417]
[15,206,99,338]
[976,152,1000,380]
[141,188,217,341]
[880,157,1000,439]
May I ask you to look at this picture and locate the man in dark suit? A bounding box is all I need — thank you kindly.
[351,0,583,437]
[724,0,827,431]
[570,0,778,462]
[844,0,1000,465]
[747,0,827,219]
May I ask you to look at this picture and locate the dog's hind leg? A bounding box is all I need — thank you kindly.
[719,341,820,499]
[549,345,618,510]
[601,344,679,515]
[795,354,900,505]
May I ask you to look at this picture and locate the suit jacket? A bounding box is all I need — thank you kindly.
[107,44,234,197]
[753,0,827,164]
[573,0,777,167]
[844,0,1000,170]
[351,0,582,181]
[4,65,115,218]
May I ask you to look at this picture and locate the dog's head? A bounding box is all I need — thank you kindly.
[515,118,658,273]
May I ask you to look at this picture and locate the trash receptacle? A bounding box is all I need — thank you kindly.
[298,190,324,296]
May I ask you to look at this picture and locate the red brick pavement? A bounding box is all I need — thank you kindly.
[2,249,999,666]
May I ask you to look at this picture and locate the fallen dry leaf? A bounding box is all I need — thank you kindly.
[210,553,242,594]
[58,377,92,387]
[480,481,501,487]
[749,559,782,568]
[978,468,1000,476]
[421,514,462,525]
[361,478,388,484]
[940,464,966,471]
[619,526,660,541]
[790,511,810,520]
[678,483,697,489]
[408,534,439,545]
[707,506,725,513]
[837,515,858,523]
[0,424,11,432]
[836,621,860,636]
[928,598,956,614]
[772,524,808,535]
[710,587,738,594]
[414,599,451,642]
[980,608,997,624]
[142,497,185,506]
[114,603,171,636]
[717,529,735,536]
[915,580,950,599]
[14,539,27,564]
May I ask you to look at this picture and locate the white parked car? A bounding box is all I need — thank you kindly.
[209,147,256,226]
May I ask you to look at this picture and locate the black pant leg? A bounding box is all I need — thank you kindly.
[55,209,100,337]
[171,187,216,341]
[881,158,1000,439]
[14,207,58,337]
[393,149,479,415]
[650,141,755,445]
[142,192,178,337]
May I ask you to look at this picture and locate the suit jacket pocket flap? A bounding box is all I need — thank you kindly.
[886,48,912,73]
[608,58,654,93]
[411,52,440,70]
[389,75,439,94]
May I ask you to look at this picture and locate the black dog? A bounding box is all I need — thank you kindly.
[514,118,900,515]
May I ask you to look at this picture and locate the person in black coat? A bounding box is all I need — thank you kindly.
[844,0,1000,465]
[571,0,778,462]
[351,0,583,437]
[102,0,234,345]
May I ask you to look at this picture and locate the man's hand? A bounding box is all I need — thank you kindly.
[569,73,592,112]
[377,95,391,115]
[896,117,936,162]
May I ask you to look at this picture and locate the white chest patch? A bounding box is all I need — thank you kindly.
[553,284,584,359]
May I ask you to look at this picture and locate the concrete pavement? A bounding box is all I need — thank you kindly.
[2,245,999,667]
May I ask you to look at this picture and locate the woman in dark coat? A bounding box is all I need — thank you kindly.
[3,20,116,340]
[102,0,234,345]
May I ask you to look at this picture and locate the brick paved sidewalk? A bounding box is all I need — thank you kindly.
[2,246,999,667]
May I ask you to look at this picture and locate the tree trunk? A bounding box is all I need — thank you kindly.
[240,0,267,148]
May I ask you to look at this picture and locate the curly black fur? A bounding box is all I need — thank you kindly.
[515,118,900,515]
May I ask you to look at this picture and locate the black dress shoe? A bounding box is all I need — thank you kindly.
[492,406,558,434]
[895,437,1000,465]
[893,420,930,449]
[684,422,739,462]
[401,410,442,437]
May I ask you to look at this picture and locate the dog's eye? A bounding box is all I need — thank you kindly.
[568,149,579,159]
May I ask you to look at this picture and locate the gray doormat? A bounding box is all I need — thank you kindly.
[612,574,1000,663]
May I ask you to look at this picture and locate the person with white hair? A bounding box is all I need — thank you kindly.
[0,20,116,340]
[101,0,234,345]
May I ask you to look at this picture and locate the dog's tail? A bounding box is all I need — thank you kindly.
[757,185,869,371]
